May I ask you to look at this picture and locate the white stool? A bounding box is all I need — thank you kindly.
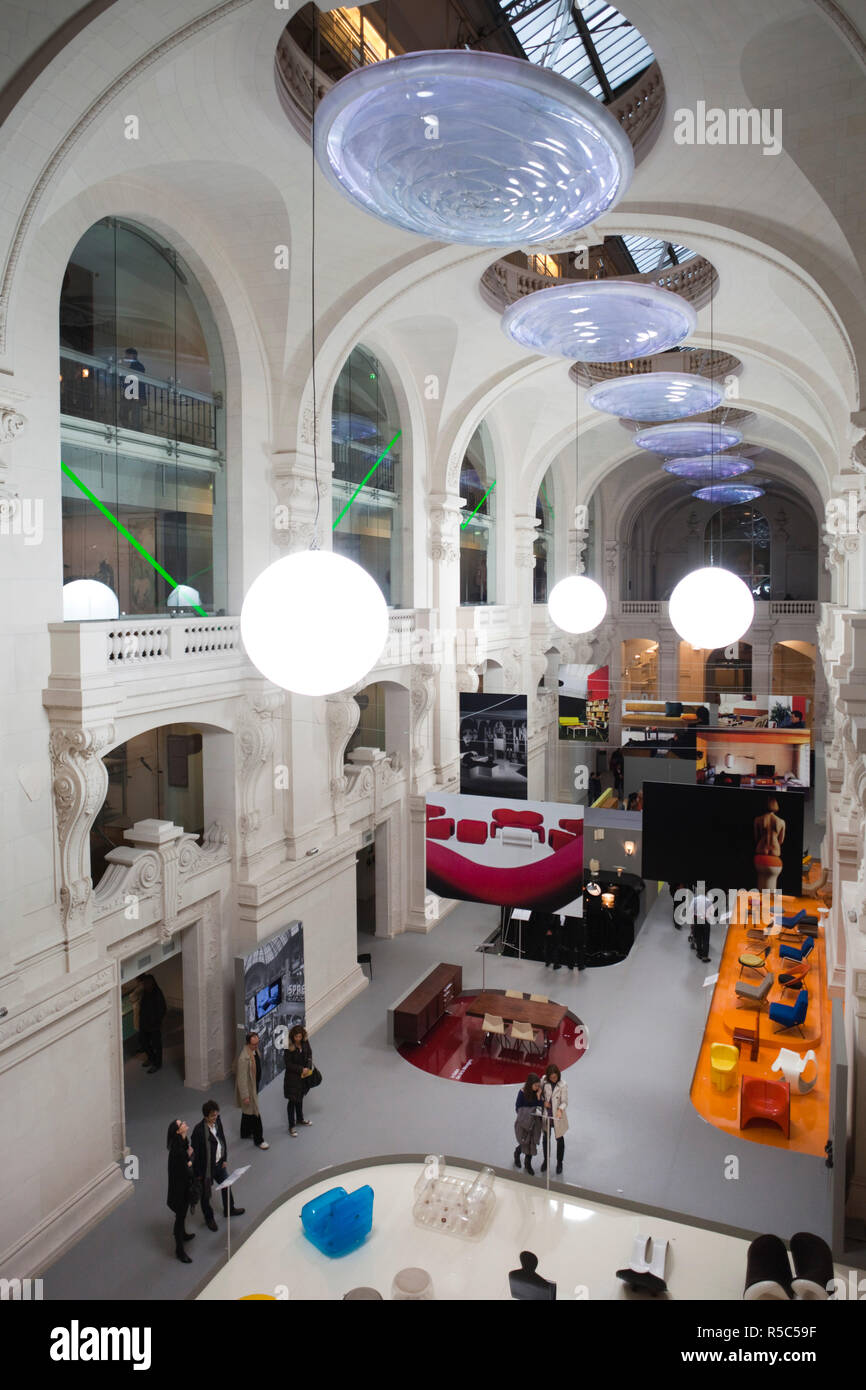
[501,826,534,849]
[392,1267,434,1300]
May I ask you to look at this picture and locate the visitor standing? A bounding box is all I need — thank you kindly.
[191,1100,245,1230]
[166,1119,195,1263]
[139,973,166,1073]
[513,1073,542,1176]
[236,1032,269,1149]
[540,1063,568,1174]
[283,1025,314,1136]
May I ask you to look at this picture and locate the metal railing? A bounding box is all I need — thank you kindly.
[59,351,218,451]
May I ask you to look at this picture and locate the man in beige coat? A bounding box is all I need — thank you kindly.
[236,1032,269,1149]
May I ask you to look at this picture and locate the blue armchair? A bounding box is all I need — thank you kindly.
[776,909,806,928]
[768,988,808,1037]
[779,934,814,964]
[301,1185,374,1257]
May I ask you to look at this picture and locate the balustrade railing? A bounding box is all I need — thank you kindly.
[59,351,218,451]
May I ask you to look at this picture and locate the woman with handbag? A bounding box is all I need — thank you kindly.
[166,1118,196,1263]
[283,1025,315,1136]
[540,1063,568,1175]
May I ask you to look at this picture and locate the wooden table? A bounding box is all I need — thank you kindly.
[466,992,567,1033]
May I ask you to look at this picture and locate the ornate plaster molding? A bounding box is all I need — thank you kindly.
[50,724,115,934]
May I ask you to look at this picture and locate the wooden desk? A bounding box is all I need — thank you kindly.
[465,992,567,1033]
[393,963,462,1045]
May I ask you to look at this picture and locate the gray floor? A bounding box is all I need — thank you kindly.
[44,892,831,1301]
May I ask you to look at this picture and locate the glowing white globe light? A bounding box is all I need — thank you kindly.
[548,575,607,634]
[668,567,755,649]
[240,551,388,697]
[168,584,202,608]
[63,579,119,620]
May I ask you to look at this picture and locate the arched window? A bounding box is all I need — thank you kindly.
[534,469,555,603]
[459,421,496,605]
[331,345,402,605]
[60,217,226,615]
[704,505,771,598]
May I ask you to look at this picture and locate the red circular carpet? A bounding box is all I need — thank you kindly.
[397,992,587,1085]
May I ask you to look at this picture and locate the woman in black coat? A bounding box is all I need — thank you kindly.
[283,1025,314,1136]
[166,1119,195,1263]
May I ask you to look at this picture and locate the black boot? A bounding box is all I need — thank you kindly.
[524,1155,534,1176]
[513,1146,521,1168]
[175,1249,192,1264]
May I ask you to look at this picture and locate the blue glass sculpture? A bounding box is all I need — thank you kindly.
[314,51,633,247]
[692,484,765,503]
[586,372,723,422]
[633,422,742,455]
[331,412,378,444]
[663,454,753,481]
[300,1185,374,1257]
[501,281,696,361]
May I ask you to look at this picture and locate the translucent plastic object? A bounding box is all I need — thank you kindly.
[314,50,633,247]
[412,1159,496,1239]
[662,454,753,481]
[587,371,723,422]
[300,1185,374,1257]
[501,281,696,362]
[633,422,742,455]
[692,484,764,503]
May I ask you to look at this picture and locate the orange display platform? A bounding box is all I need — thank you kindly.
[690,897,831,1155]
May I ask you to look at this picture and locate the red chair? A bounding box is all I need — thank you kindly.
[490,808,545,843]
[456,819,488,845]
[426,804,446,820]
[739,1076,790,1139]
[425,817,455,840]
[558,818,583,836]
[548,829,577,853]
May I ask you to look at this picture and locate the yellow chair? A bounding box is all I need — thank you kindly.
[710,1042,740,1093]
[505,989,524,999]
[529,993,549,1003]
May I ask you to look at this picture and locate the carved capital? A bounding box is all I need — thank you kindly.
[50,724,115,933]
[236,694,283,850]
[0,406,25,442]
[429,495,463,565]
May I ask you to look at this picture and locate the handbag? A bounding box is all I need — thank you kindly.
[306,1065,323,1089]
[188,1175,202,1210]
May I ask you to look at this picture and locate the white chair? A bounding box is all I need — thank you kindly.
[481,1013,506,1054]
[501,826,534,849]
[510,1019,539,1056]
[529,993,548,1003]
[505,989,524,999]
[771,1046,818,1094]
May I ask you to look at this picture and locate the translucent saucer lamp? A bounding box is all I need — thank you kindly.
[314,50,633,247]
[548,575,607,634]
[62,579,119,620]
[501,281,696,362]
[240,552,389,697]
[663,455,753,482]
[167,584,202,609]
[668,568,755,649]
[692,484,765,504]
[633,422,742,456]
[586,372,723,422]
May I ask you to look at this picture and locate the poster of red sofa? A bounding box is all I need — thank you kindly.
[426,792,584,913]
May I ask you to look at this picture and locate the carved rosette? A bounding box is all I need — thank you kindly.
[236,694,283,847]
[50,724,116,934]
[0,406,25,442]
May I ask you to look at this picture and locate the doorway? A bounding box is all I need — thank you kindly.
[119,938,186,1140]
[356,840,376,934]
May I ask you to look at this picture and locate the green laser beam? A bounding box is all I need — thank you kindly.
[60,460,208,616]
[540,481,554,516]
[461,480,496,528]
[332,430,402,531]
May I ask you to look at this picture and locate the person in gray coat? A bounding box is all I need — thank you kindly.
[513,1074,543,1176]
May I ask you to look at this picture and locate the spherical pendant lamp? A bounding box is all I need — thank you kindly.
[548,575,607,634]
[668,567,755,649]
[692,483,764,503]
[240,552,388,697]
[62,579,119,621]
[587,372,723,422]
[663,455,752,481]
[633,422,742,455]
[501,281,696,361]
[314,50,633,247]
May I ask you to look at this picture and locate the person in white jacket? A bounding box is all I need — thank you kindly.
[540,1063,568,1174]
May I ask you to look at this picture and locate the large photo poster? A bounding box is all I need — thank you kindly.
[426,791,584,912]
[459,693,528,797]
[235,921,305,1088]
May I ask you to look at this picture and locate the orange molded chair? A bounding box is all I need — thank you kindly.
[710,1042,740,1092]
[740,1076,791,1139]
